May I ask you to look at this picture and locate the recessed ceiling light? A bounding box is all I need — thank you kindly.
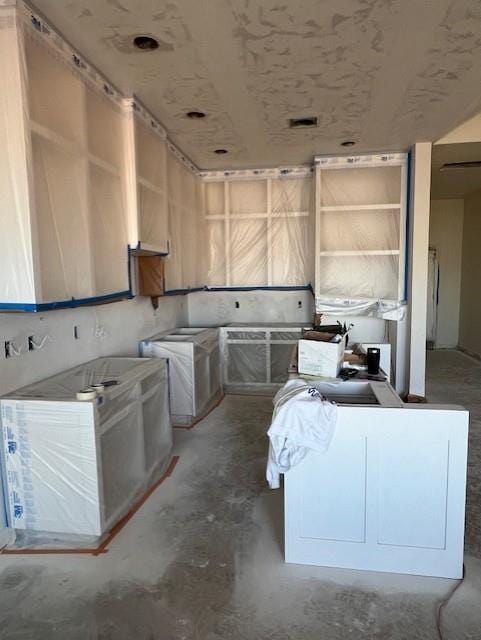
[133,35,159,51]
[186,111,206,119]
[341,140,356,147]
[289,117,318,128]
[214,149,228,154]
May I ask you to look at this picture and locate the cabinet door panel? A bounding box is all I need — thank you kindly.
[90,165,129,295]
[32,135,93,301]
[138,184,168,251]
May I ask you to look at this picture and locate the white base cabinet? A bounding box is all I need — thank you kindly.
[141,328,222,426]
[284,402,469,578]
[220,323,305,393]
[1,357,172,537]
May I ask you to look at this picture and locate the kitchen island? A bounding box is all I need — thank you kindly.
[282,378,469,578]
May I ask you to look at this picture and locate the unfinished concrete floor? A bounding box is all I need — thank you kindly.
[0,349,481,639]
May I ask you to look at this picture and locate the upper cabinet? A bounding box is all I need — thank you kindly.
[0,5,131,309]
[200,171,314,288]
[164,148,204,292]
[0,4,180,310]
[128,113,169,255]
[314,153,408,314]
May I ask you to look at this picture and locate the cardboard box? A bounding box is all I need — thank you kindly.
[298,335,346,378]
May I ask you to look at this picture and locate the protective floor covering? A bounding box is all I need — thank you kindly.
[0,350,480,639]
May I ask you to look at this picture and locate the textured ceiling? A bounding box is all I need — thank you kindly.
[31,0,481,169]
[431,143,481,199]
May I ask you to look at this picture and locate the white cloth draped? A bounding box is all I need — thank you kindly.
[266,379,337,489]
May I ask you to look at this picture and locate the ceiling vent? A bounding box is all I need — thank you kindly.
[289,117,318,129]
[440,161,481,171]
[186,111,206,119]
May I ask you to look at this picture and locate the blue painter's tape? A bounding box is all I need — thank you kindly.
[403,149,412,303]
[204,284,313,293]
[163,285,313,296]
[163,287,205,296]
[0,291,133,312]
[127,246,133,295]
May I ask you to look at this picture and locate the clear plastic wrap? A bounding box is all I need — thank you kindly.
[134,118,169,252]
[314,155,408,316]
[220,324,303,393]
[202,174,314,287]
[0,9,42,305]
[165,150,204,291]
[140,328,221,426]
[0,6,131,307]
[314,296,407,320]
[0,357,172,539]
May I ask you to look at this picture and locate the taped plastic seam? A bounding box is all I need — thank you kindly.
[0,290,132,312]
[315,296,407,320]
[0,357,173,541]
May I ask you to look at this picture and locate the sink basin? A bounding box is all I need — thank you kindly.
[308,380,379,405]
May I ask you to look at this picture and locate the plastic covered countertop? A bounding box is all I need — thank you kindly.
[6,357,165,402]
[142,327,219,352]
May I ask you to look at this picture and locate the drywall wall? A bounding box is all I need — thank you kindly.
[429,199,464,348]
[0,296,187,395]
[187,290,315,326]
[187,290,387,343]
[436,111,481,145]
[459,188,481,357]
[1,289,389,397]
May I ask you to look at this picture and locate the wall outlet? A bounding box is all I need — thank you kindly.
[73,325,79,340]
[235,301,240,309]
[28,336,35,351]
[298,300,303,309]
[4,341,11,359]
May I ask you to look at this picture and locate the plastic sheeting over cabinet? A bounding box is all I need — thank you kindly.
[164,150,205,292]
[220,324,304,393]
[0,4,131,309]
[201,172,315,288]
[129,115,169,255]
[0,357,172,537]
[314,153,408,318]
[140,327,221,426]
